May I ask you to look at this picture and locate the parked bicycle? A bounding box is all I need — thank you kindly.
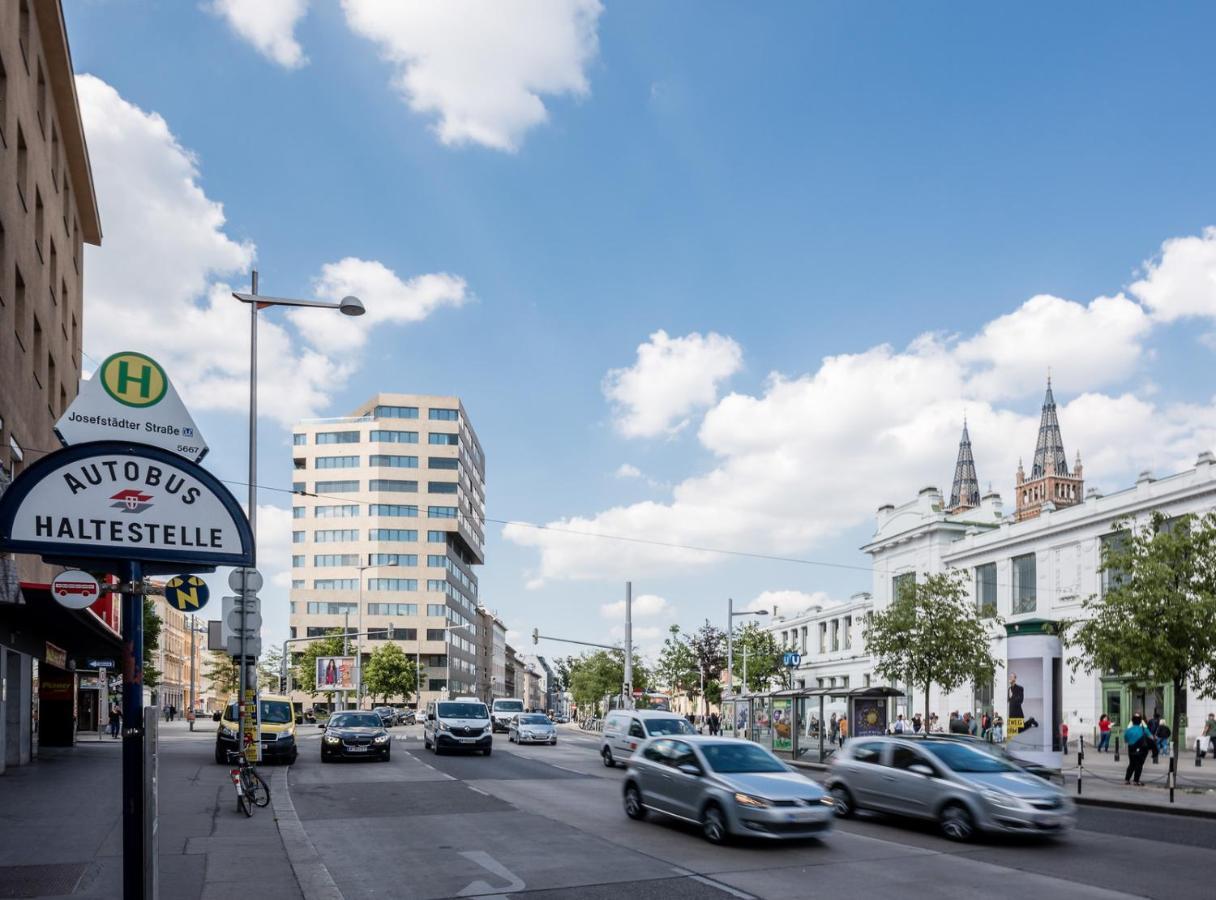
[227,749,270,817]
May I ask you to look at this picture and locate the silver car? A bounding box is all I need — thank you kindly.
[623,736,835,844]
[824,736,1074,841]
[509,713,557,745]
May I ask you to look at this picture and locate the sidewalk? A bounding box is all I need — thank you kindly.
[1060,743,1216,818]
[0,721,302,899]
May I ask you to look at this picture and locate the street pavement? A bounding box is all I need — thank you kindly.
[2,720,1216,898]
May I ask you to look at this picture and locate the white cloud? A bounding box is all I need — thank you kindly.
[78,75,467,427]
[506,228,1216,584]
[600,593,670,620]
[614,463,642,479]
[746,590,834,617]
[603,330,744,438]
[209,0,309,69]
[1130,226,1216,322]
[341,0,602,152]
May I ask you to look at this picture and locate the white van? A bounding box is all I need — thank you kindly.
[491,698,525,733]
[424,698,493,755]
[600,709,697,767]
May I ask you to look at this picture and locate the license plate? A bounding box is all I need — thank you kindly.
[457,736,476,743]
[347,746,368,753]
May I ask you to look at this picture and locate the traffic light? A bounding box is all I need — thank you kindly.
[532,628,539,645]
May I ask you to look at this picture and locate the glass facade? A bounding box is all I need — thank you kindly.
[369,430,418,443]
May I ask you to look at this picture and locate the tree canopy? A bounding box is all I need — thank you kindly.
[567,649,649,715]
[362,642,422,704]
[204,650,238,698]
[733,622,785,692]
[294,631,348,698]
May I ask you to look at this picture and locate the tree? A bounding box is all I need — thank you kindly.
[733,623,784,692]
[654,626,697,701]
[258,646,285,692]
[295,631,347,703]
[204,651,238,698]
[688,622,726,714]
[1066,511,1216,779]
[864,569,1001,725]
[568,649,649,716]
[143,597,162,691]
[363,642,422,704]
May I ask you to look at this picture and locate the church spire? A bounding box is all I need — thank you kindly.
[1030,376,1069,479]
[947,417,981,513]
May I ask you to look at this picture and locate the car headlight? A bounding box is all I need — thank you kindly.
[373,734,390,743]
[734,793,770,809]
[277,732,293,741]
[818,796,836,807]
[219,725,237,739]
[438,721,451,732]
[982,790,1028,810]
[324,735,341,745]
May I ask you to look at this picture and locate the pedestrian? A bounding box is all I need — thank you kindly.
[1097,714,1112,752]
[169,704,176,722]
[1156,720,1171,757]
[838,715,848,747]
[1203,713,1216,756]
[894,714,907,734]
[1148,711,1161,764]
[992,714,1004,743]
[1061,721,1069,754]
[912,714,923,734]
[109,701,122,739]
[1123,713,1152,786]
[829,713,839,744]
[708,712,720,736]
[928,713,945,734]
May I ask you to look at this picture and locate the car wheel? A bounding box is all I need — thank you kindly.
[321,752,330,764]
[288,748,298,765]
[602,747,615,768]
[701,803,729,845]
[214,744,226,765]
[382,749,391,762]
[483,746,492,756]
[940,803,976,842]
[829,785,855,818]
[623,783,647,820]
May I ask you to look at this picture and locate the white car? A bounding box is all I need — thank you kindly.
[509,713,557,745]
[600,710,696,768]
[424,699,493,755]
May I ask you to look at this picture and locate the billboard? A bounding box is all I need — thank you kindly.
[316,656,358,692]
[771,697,793,752]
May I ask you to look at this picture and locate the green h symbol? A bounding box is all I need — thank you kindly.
[116,360,153,399]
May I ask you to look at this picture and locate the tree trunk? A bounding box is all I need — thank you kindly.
[925,683,931,731]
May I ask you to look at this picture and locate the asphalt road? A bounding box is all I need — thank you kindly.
[279,723,1216,899]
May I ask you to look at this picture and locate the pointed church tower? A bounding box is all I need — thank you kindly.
[1015,378,1084,521]
[947,418,981,514]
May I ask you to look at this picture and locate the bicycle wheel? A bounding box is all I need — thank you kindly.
[250,772,271,808]
[237,788,252,817]
[239,771,259,815]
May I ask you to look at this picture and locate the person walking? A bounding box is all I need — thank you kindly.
[829,713,839,745]
[1203,713,1216,757]
[894,714,907,734]
[708,712,720,736]
[992,714,1005,743]
[912,714,923,734]
[109,701,122,739]
[928,713,945,734]
[1097,714,1112,752]
[1123,714,1152,786]
[1061,721,1070,754]
[1156,720,1171,757]
[838,714,848,747]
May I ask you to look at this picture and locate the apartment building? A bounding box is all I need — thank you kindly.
[288,394,486,708]
[768,592,874,700]
[150,598,214,717]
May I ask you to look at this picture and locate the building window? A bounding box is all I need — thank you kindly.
[291,531,305,543]
[428,506,457,519]
[367,603,418,616]
[292,507,306,519]
[314,529,359,543]
[306,602,357,615]
[369,429,417,443]
[800,626,808,654]
[427,530,447,542]
[1012,554,1036,614]
[368,553,417,566]
[314,579,358,590]
[315,480,359,493]
[369,504,418,518]
[426,604,447,617]
[373,405,419,419]
[314,554,359,567]
[843,616,852,649]
[818,622,827,654]
[1100,531,1129,596]
[367,578,419,591]
[392,628,417,641]
[428,457,459,470]
[292,433,307,446]
[428,408,459,421]
[315,504,359,518]
[975,563,998,617]
[291,555,305,568]
[892,572,915,604]
[369,529,418,542]
[291,580,305,590]
[316,431,360,444]
[428,433,459,446]
[428,679,447,692]
[369,454,418,468]
[316,455,359,469]
[426,629,447,641]
[830,619,840,652]
[369,479,417,493]
[428,481,458,494]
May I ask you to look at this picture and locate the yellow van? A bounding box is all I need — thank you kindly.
[214,693,298,764]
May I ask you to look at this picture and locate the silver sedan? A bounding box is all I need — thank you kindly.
[623,736,835,844]
[509,713,557,745]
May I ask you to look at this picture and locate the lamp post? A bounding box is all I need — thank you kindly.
[233,274,364,746]
[726,599,769,698]
[356,559,398,710]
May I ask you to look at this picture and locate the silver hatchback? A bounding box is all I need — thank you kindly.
[824,736,1074,841]
[623,736,835,844]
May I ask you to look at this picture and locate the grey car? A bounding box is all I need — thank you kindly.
[824,736,1074,841]
[509,713,557,745]
[623,736,835,844]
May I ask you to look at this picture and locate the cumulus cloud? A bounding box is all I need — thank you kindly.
[601,593,670,619]
[746,590,835,617]
[506,228,1216,584]
[1130,227,1216,322]
[603,330,744,438]
[209,0,309,69]
[78,75,467,427]
[614,463,642,479]
[341,0,602,152]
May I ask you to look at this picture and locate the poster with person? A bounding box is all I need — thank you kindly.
[315,656,358,691]
[1006,662,1043,741]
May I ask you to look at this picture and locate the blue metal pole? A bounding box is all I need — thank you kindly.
[120,560,144,899]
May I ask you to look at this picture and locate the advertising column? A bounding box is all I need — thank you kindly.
[1005,620,1063,771]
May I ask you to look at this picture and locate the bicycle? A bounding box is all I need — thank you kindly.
[227,749,270,817]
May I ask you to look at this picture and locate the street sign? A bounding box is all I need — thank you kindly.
[0,442,254,576]
[782,651,802,667]
[228,567,263,593]
[222,595,262,658]
[164,574,210,612]
[50,569,102,609]
[88,658,114,669]
[54,351,210,462]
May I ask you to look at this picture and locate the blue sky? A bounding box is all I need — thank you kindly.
[64,1,1216,658]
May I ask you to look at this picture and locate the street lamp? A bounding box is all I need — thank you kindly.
[726,599,769,698]
[356,559,398,709]
[232,274,364,738]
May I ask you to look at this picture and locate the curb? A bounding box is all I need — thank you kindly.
[1073,795,1216,820]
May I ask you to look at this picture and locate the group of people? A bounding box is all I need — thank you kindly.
[887,710,1008,741]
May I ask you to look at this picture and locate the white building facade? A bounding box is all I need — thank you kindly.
[770,593,875,702]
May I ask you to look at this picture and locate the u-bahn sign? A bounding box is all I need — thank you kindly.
[0,441,253,575]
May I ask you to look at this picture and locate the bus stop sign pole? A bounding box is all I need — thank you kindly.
[120,560,148,899]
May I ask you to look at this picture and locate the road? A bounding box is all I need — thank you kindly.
[276,723,1216,899]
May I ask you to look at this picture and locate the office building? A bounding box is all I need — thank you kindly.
[288,394,486,708]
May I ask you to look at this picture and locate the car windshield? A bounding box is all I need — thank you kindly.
[921,741,1019,773]
[226,701,292,724]
[494,701,524,712]
[644,718,695,736]
[438,702,488,719]
[700,743,788,774]
[329,713,382,728]
[519,714,549,725]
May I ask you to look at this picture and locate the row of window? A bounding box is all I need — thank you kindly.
[780,616,855,656]
[296,507,456,530]
[310,480,459,495]
[299,425,460,445]
[310,455,459,469]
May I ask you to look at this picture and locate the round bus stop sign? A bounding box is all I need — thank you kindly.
[50,569,103,609]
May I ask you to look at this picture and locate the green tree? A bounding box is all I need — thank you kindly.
[363,642,422,704]
[258,646,285,692]
[204,650,238,697]
[1066,512,1216,777]
[733,623,784,692]
[864,569,1001,725]
[568,649,649,716]
[143,597,162,690]
[654,626,697,701]
[296,631,347,704]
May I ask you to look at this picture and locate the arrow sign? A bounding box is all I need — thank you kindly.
[165,574,210,611]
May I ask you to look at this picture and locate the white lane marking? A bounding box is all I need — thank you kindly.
[688,875,757,899]
[456,850,525,897]
[549,764,585,775]
[467,785,490,796]
[271,768,344,900]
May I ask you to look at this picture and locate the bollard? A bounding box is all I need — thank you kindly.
[1169,757,1177,804]
[1197,739,1203,768]
[1114,736,1120,762]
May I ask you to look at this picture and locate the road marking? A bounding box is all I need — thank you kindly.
[467,785,490,796]
[456,850,525,897]
[271,768,344,900]
[549,764,585,775]
[688,875,757,899]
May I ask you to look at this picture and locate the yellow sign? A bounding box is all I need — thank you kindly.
[99,351,167,408]
[164,574,209,611]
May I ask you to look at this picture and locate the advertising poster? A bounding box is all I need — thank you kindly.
[316,656,358,691]
[772,698,793,751]
[851,698,887,737]
[753,697,772,745]
[735,702,750,738]
[1006,660,1044,744]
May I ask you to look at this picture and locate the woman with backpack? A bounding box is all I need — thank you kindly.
[1123,713,1152,786]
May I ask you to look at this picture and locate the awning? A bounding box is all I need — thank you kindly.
[0,583,123,666]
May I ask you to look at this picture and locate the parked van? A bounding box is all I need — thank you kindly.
[600,709,696,767]
[424,698,493,755]
[214,693,298,764]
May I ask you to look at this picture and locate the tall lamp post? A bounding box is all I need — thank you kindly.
[356,559,398,709]
[233,275,364,746]
[726,599,769,698]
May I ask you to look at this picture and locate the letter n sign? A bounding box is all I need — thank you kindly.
[100,352,167,408]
